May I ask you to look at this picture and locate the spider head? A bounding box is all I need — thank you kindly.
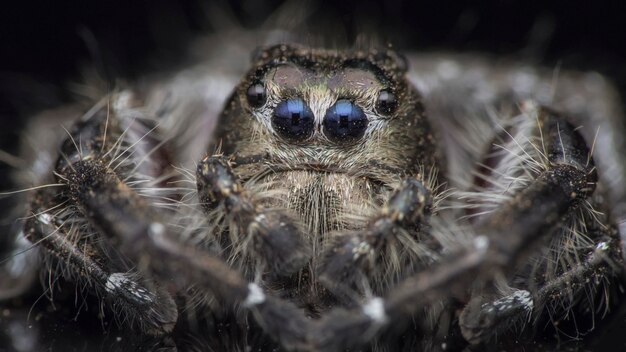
[214,44,439,181]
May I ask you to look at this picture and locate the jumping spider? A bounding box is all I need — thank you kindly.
[2,44,626,351]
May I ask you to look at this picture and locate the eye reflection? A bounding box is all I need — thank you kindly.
[375,90,398,115]
[323,100,368,143]
[272,98,315,141]
[246,82,267,108]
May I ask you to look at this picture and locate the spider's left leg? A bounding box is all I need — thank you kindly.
[306,107,608,351]
[317,177,433,297]
[458,233,619,345]
[456,106,624,344]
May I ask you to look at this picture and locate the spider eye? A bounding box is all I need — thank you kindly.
[323,100,368,143]
[272,98,315,141]
[375,89,398,115]
[246,82,267,108]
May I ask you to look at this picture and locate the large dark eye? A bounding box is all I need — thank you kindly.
[323,100,368,143]
[246,82,267,108]
[272,98,315,141]
[375,89,398,115]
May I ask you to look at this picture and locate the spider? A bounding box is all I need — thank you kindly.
[2,43,626,351]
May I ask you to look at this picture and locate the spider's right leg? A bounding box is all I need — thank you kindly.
[23,103,178,335]
[24,99,310,349]
[24,187,177,335]
[196,155,311,276]
[55,154,316,350]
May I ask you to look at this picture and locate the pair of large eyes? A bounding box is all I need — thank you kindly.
[246,83,398,143]
[271,98,366,142]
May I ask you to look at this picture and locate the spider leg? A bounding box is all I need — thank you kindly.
[305,108,602,351]
[317,177,431,296]
[58,156,316,349]
[196,155,311,276]
[459,235,618,344]
[311,177,594,350]
[24,187,178,335]
[21,104,183,334]
[51,121,591,351]
[56,150,381,351]
[100,183,421,350]
[457,107,622,344]
[33,105,313,348]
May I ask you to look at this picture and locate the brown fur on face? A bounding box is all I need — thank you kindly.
[210,45,441,298]
[202,45,439,314]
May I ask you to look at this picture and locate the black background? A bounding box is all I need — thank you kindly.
[2,0,625,164]
[2,0,625,170]
[3,0,625,102]
[2,0,625,137]
[1,0,626,350]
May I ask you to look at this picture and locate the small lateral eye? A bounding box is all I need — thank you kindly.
[272,98,315,141]
[323,100,368,143]
[246,82,267,108]
[376,89,398,115]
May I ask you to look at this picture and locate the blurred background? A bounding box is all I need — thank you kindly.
[2,0,626,158]
[1,0,625,350]
[3,0,625,106]
[2,0,625,175]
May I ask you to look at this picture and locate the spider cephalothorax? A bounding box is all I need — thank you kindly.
[207,45,441,301]
[2,43,625,351]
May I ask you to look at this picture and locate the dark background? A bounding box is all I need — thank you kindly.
[2,0,625,105]
[2,0,626,139]
[1,0,625,167]
[1,0,626,350]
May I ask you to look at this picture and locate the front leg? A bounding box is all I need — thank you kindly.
[196,155,311,276]
[318,177,433,296]
[59,155,315,350]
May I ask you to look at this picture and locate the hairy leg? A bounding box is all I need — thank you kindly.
[457,107,623,344]
[196,155,310,276]
[317,177,432,298]
[21,104,180,334]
